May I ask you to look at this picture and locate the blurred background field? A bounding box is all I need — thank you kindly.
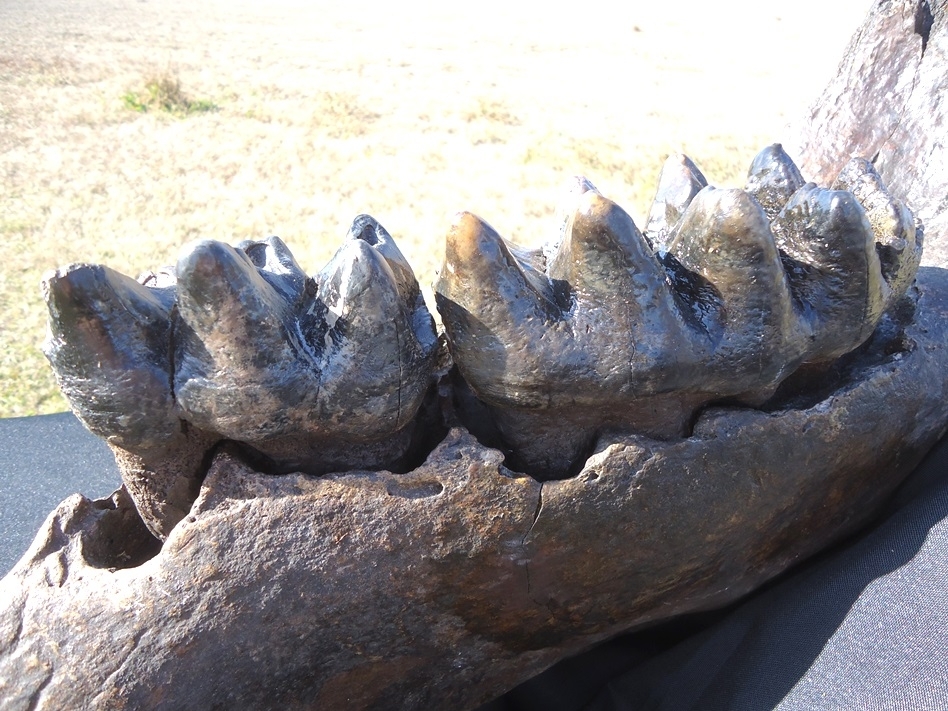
[0,0,870,417]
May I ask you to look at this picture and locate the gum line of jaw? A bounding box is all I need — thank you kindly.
[42,144,921,539]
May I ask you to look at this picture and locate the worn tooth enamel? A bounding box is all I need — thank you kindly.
[174,239,306,441]
[236,235,308,304]
[175,232,437,452]
[644,153,708,253]
[435,212,560,406]
[44,220,438,536]
[549,189,695,391]
[42,264,215,540]
[745,143,807,222]
[833,157,922,301]
[437,147,920,478]
[771,184,887,361]
[669,186,807,394]
[42,264,179,448]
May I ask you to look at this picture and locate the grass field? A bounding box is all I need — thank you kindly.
[0,0,871,417]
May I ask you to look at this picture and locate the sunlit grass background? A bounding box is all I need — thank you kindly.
[0,0,870,417]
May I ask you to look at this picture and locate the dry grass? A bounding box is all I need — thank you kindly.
[0,0,870,418]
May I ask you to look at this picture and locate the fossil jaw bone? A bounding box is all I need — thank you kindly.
[435,145,921,478]
[43,216,438,539]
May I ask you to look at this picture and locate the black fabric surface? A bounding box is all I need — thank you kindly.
[0,412,119,577]
[2,414,948,708]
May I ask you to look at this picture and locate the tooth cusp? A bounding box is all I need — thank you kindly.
[833,157,922,302]
[645,153,708,252]
[42,264,179,449]
[745,143,807,222]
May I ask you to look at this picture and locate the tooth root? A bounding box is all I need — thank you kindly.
[174,239,307,440]
[305,237,433,434]
[644,153,708,252]
[548,190,694,387]
[833,157,922,302]
[745,143,807,222]
[669,187,803,393]
[237,235,308,304]
[771,185,887,361]
[42,264,178,450]
[435,212,558,406]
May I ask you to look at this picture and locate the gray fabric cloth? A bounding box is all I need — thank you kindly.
[0,412,119,577]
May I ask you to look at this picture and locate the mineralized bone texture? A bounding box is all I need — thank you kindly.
[3,267,948,710]
[43,216,438,539]
[435,145,921,477]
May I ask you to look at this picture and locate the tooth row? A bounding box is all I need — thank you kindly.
[435,144,920,478]
[43,217,437,538]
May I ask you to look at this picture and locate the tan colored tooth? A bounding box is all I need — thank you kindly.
[435,211,561,406]
[667,187,807,395]
[644,153,708,252]
[745,143,807,222]
[772,184,886,361]
[833,157,922,301]
[549,189,695,393]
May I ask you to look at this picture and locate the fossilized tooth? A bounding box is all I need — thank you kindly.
[745,143,807,222]
[41,265,216,539]
[174,225,438,460]
[436,146,921,478]
[43,219,438,537]
[643,152,708,253]
[833,157,923,302]
[770,184,887,361]
[42,264,178,449]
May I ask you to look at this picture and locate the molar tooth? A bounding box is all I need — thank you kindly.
[42,264,178,449]
[745,143,807,222]
[549,190,694,391]
[772,184,886,361]
[669,187,805,395]
[174,239,308,440]
[833,157,922,301]
[435,212,559,406]
[306,237,432,434]
[644,153,708,252]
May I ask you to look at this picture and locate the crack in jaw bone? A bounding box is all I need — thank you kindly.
[435,145,921,479]
[42,216,438,540]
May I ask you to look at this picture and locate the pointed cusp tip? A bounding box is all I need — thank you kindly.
[41,263,111,308]
[444,211,504,266]
[347,214,386,246]
[177,239,245,281]
[329,233,398,294]
[563,175,599,196]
